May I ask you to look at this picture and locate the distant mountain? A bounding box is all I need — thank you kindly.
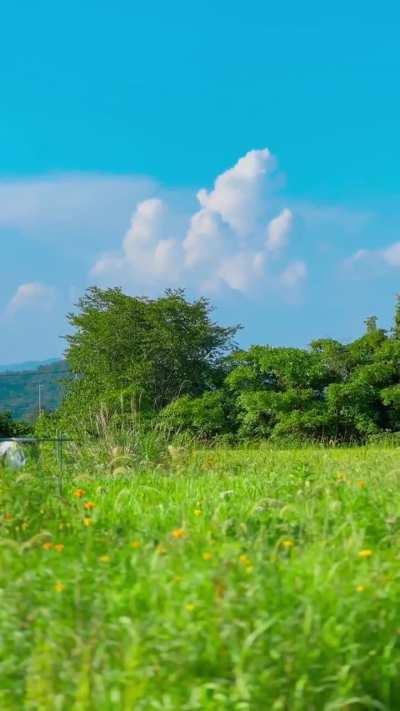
[0,358,61,373]
[0,360,69,421]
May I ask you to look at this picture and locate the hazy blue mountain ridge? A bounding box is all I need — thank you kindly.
[0,360,67,421]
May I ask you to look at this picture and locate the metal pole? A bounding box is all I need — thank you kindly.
[38,384,43,416]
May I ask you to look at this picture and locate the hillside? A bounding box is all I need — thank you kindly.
[0,360,68,421]
[0,358,60,373]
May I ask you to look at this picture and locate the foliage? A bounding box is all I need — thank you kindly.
[2,446,400,707]
[62,287,239,430]
[0,411,32,437]
[5,292,400,445]
[160,390,234,439]
[164,300,400,443]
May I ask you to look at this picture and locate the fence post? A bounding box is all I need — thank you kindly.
[55,434,64,495]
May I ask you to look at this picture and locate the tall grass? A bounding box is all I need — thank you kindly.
[1,444,400,708]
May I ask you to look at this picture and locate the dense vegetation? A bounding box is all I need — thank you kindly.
[3,288,400,445]
[3,289,400,707]
[56,288,400,444]
[0,411,31,438]
[2,444,400,708]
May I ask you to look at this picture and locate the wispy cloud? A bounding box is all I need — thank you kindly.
[344,241,400,273]
[5,282,55,316]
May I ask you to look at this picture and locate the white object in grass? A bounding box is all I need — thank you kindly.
[0,441,26,470]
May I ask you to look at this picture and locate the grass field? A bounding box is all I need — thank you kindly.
[1,445,400,709]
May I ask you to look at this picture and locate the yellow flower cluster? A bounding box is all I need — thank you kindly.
[281,538,295,549]
[358,549,373,559]
[239,553,253,573]
[42,542,64,552]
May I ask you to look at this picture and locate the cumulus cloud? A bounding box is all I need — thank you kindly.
[196,148,275,235]
[218,251,265,292]
[266,208,293,253]
[92,148,303,297]
[6,282,55,316]
[92,197,182,285]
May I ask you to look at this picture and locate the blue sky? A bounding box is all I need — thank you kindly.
[1,1,400,363]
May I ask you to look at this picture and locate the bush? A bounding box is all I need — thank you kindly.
[367,431,400,447]
[160,391,231,440]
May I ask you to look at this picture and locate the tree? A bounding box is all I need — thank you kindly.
[62,287,239,427]
[225,345,333,440]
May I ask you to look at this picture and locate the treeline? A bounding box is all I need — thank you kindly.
[0,411,32,438]
[50,286,400,445]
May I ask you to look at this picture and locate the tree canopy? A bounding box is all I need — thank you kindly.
[163,298,400,443]
[62,287,239,427]
[9,287,399,445]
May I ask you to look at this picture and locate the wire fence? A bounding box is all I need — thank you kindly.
[0,435,74,477]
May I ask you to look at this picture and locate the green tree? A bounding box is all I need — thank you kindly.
[62,287,239,428]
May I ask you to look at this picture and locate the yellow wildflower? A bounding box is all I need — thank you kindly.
[83,517,93,527]
[202,551,213,561]
[54,581,65,593]
[185,602,196,612]
[54,544,64,553]
[356,584,365,592]
[358,549,373,559]
[239,553,251,567]
[194,509,202,517]
[281,538,295,549]
[42,542,53,551]
[73,488,86,498]
[171,528,186,540]
[83,501,96,511]
[99,554,110,563]
[357,480,366,489]
[131,540,141,549]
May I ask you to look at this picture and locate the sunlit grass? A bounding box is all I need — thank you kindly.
[1,446,400,709]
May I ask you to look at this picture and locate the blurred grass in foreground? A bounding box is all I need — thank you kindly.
[1,445,400,709]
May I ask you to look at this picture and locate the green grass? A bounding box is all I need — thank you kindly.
[1,445,400,709]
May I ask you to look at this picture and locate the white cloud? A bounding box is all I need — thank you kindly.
[266,208,293,253]
[383,242,400,267]
[6,282,55,316]
[279,261,307,288]
[92,197,182,285]
[196,148,275,235]
[183,208,226,267]
[218,251,265,292]
[345,241,400,272]
[92,148,304,297]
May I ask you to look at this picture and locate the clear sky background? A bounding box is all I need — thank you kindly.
[1,1,400,363]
